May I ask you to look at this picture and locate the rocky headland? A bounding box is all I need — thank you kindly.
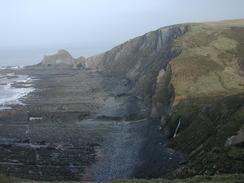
[0,19,244,181]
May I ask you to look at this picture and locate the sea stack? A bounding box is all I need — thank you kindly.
[40,49,76,68]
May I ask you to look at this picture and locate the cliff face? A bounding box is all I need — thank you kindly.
[24,19,244,177]
[84,19,244,177]
[87,25,189,107]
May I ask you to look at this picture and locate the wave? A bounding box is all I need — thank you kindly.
[0,73,35,110]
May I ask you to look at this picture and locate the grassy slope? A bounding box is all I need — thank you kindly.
[1,174,244,183]
[113,174,244,183]
[171,20,244,100]
[163,19,244,177]
[167,19,244,132]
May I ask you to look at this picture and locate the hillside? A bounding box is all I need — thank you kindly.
[84,19,244,177]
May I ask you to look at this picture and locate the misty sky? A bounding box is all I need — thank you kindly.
[1,0,244,66]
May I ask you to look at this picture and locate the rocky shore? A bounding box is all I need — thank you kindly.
[0,68,183,181]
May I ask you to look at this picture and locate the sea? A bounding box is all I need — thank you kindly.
[0,69,34,110]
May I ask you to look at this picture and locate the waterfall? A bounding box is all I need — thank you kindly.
[85,61,88,68]
[173,119,181,138]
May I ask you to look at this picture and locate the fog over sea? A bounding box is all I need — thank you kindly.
[0,46,95,66]
[1,1,244,66]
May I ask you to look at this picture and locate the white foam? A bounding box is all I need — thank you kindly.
[29,117,43,121]
[6,73,14,76]
[0,73,35,110]
[0,65,24,70]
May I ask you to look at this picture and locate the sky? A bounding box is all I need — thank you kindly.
[0,0,244,66]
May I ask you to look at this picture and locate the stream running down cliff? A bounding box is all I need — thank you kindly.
[0,68,184,181]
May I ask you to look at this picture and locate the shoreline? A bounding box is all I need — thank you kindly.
[0,68,183,181]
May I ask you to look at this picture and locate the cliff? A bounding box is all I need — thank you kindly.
[84,19,244,177]
[87,24,189,108]
[23,19,244,178]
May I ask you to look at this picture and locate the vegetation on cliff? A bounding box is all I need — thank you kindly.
[162,20,244,177]
[1,174,244,183]
[80,18,244,177]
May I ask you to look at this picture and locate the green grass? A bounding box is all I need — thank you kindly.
[170,22,244,99]
[113,174,244,183]
[0,174,244,183]
[0,175,86,183]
